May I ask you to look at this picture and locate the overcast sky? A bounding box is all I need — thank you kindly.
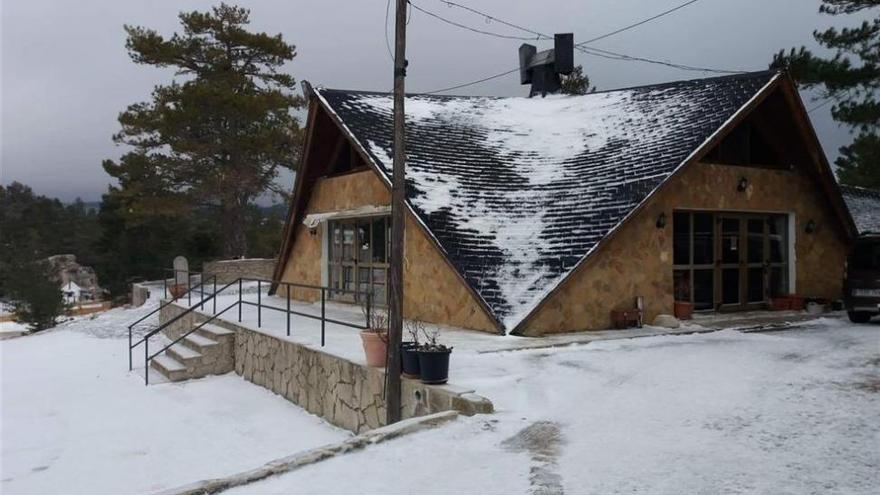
[0,0,872,203]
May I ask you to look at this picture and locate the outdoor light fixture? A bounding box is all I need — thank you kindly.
[656,212,667,229]
[737,177,749,192]
[308,226,318,237]
[805,219,817,234]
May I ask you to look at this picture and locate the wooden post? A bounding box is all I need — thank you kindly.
[386,0,407,425]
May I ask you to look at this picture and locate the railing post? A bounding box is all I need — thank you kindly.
[366,291,372,329]
[321,288,326,347]
[213,276,217,314]
[128,326,133,371]
[286,285,291,336]
[164,276,167,299]
[257,280,262,328]
[238,279,242,322]
[187,271,191,307]
[144,339,149,386]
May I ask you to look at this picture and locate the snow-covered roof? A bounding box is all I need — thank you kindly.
[841,185,880,235]
[314,71,780,332]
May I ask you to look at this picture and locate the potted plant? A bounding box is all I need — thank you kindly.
[360,309,388,368]
[416,326,452,384]
[168,283,188,299]
[401,320,422,379]
[673,275,694,320]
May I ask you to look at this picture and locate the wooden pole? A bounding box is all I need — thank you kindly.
[386,0,407,425]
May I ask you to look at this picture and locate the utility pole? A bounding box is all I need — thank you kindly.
[386,0,407,425]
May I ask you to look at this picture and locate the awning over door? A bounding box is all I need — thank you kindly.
[302,205,391,229]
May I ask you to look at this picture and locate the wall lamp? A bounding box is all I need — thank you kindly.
[805,219,817,234]
[737,177,749,192]
[656,212,667,229]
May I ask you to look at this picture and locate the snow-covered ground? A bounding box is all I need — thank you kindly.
[227,317,880,495]
[0,290,350,495]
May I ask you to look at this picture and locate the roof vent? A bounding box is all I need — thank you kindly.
[519,33,574,97]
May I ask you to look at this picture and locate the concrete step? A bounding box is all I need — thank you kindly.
[166,343,202,365]
[195,323,235,342]
[182,333,219,353]
[150,355,189,382]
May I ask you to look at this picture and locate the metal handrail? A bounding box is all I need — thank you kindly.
[127,275,217,370]
[131,274,376,384]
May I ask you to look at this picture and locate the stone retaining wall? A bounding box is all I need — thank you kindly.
[159,302,493,433]
[203,258,277,284]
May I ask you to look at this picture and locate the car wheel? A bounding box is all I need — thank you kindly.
[848,311,873,324]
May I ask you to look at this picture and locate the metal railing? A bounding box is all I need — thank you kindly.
[129,274,373,385]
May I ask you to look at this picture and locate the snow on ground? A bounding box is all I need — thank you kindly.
[0,286,350,495]
[227,317,880,495]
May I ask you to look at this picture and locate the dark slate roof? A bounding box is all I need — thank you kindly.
[314,71,780,331]
[841,185,880,235]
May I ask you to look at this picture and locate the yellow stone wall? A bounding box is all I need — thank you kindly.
[518,161,850,335]
[280,169,499,333]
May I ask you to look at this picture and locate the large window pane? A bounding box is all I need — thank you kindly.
[673,269,690,301]
[721,218,741,264]
[747,219,764,263]
[693,213,714,265]
[342,224,356,261]
[770,267,788,297]
[331,224,343,262]
[694,269,714,310]
[673,212,691,265]
[722,268,740,304]
[769,216,787,263]
[372,217,387,263]
[748,267,764,303]
[357,221,370,263]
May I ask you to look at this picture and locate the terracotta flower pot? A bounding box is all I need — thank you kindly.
[169,284,187,299]
[770,297,790,311]
[360,330,388,368]
[673,301,694,320]
[788,295,805,311]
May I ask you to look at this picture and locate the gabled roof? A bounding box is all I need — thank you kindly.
[310,71,786,331]
[841,185,880,235]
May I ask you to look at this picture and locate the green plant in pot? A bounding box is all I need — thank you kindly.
[401,320,422,378]
[416,326,452,385]
[360,308,388,368]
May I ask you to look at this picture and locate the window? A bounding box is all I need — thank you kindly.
[328,216,390,306]
[702,121,785,168]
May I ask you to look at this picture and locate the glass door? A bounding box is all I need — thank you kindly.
[718,216,743,308]
[328,217,390,306]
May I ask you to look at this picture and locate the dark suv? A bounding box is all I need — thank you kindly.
[844,236,880,323]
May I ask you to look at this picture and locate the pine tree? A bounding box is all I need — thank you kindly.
[105,3,304,257]
[560,65,596,96]
[5,253,65,332]
[771,0,880,188]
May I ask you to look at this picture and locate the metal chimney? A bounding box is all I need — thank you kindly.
[519,33,574,97]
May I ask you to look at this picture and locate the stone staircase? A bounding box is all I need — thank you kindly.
[150,323,235,382]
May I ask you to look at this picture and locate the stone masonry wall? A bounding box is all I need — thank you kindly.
[160,302,493,433]
[519,161,850,335]
[280,169,499,333]
[203,258,277,284]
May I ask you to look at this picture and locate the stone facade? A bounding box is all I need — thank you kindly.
[279,169,499,333]
[203,258,277,284]
[518,161,851,335]
[159,301,493,433]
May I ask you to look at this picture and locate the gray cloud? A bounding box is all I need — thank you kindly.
[1,0,869,202]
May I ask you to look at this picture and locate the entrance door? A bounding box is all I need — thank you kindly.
[716,214,774,311]
[674,211,789,313]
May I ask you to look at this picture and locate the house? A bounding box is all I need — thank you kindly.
[272,70,856,336]
[61,281,82,305]
[47,254,102,302]
[841,185,880,237]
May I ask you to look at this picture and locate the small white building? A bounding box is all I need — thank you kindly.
[61,281,83,305]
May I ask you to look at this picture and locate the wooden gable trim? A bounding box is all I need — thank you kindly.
[270,86,319,292]
[511,72,786,335]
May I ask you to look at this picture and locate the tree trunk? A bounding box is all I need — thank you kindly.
[221,200,248,259]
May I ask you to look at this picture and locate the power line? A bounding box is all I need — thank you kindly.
[577,0,703,45]
[418,0,745,93]
[807,96,835,114]
[384,0,394,61]
[409,2,539,41]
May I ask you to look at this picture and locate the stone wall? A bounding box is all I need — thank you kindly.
[518,161,851,335]
[160,302,493,433]
[279,169,499,333]
[204,258,277,284]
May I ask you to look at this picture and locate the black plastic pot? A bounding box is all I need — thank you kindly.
[417,348,451,384]
[401,342,420,378]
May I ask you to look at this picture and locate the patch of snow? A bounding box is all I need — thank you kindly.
[226,319,880,495]
[0,287,350,495]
